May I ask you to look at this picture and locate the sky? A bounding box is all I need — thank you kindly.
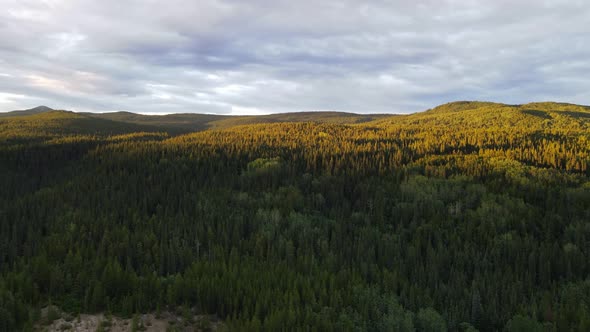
[0,0,588,115]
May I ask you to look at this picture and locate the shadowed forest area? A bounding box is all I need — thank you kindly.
[1,101,589,331]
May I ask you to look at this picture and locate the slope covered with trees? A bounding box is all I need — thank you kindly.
[86,110,389,134]
[0,102,589,331]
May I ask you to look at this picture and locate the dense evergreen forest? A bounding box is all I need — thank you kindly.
[1,101,589,331]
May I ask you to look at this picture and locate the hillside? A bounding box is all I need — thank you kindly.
[1,106,390,136]
[87,111,390,133]
[372,101,590,130]
[4,101,590,137]
[0,105,55,118]
[0,110,163,143]
[0,101,589,331]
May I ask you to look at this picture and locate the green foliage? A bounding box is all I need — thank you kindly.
[504,315,544,332]
[246,157,282,172]
[46,306,61,323]
[416,307,447,332]
[459,322,479,332]
[131,314,139,332]
[196,316,212,332]
[0,102,589,331]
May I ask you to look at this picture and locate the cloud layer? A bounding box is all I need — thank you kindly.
[1,0,589,114]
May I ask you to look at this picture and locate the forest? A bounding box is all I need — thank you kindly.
[0,101,589,331]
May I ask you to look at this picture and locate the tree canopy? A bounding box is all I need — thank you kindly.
[0,101,589,331]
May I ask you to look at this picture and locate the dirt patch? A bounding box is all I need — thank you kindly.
[36,309,223,332]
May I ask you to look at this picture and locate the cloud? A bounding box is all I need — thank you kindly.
[0,0,589,114]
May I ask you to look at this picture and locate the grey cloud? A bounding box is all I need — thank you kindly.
[0,0,588,114]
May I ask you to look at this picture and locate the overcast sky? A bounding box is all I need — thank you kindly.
[0,0,588,114]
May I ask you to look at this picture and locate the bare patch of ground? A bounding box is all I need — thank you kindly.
[36,307,223,332]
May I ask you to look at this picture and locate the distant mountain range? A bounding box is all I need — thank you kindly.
[0,105,55,117]
[0,106,391,134]
[1,101,589,137]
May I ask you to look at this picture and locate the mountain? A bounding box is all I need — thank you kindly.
[1,106,392,136]
[0,105,54,118]
[2,102,590,139]
[370,101,590,130]
[85,110,390,133]
[0,110,164,141]
[84,111,226,133]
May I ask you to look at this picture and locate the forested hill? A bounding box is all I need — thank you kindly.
[0,106,54,118]
[0,106,391,136]
[2,101,589,136]
[87,111,390,133]
[372,101,590,129]
[0,101,589,331]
